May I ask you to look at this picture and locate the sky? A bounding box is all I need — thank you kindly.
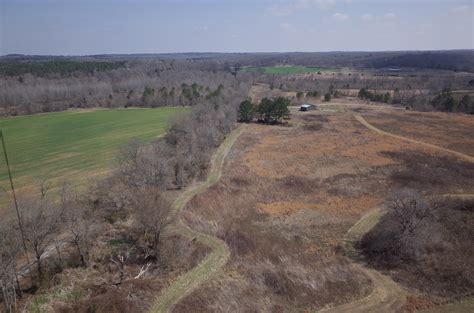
[0,0,473,55]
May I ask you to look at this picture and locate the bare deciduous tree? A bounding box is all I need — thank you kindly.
[0,218,20,312]
[116,138,141,185]
[390,189,432,236]
[66,205,92,267]
[21,196,60,280]
[36,178,51,200]
[60,181,94,267]
[110,255,126,286]
[133,188,173,262]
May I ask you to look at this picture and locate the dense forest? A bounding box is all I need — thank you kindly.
[0,58,256,115]
[0,60,126,77]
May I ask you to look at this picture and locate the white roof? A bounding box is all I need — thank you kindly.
[301,104,313,108]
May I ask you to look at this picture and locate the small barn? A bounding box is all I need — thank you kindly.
[299,104,317,111]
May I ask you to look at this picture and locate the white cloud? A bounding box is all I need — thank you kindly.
[414,23,433,36]
[332,12,349,20]
[451,5,470,13]
[383,12,396,19]
[362,13,373,21]
[361,12,396,21]
[266,4,294,16]
[315,0,337,8]
[193,26,209,32]
[267,0,337,17]
[280,22,296,32]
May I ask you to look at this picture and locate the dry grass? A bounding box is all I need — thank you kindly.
[173,105,474,311]
[248,84,297,103]
[365,111,474,156]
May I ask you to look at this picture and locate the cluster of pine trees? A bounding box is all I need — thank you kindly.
[358,88,392,103]
[431,90,473,113]
[238,97,290,124]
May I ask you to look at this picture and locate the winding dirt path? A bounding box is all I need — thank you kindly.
[354,113,474,163]
[319,113,474,313]
[320,207,407,313]
[149,126,244,313]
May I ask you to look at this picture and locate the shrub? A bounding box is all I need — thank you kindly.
[324,93,331,102]
[459,95,473,113]
[431,92,457,112]
[306,91,319,98]
[360,191,474,296]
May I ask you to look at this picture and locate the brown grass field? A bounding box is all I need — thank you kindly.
[173,99,474,312]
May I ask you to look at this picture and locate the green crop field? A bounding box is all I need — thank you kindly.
[241,66,335,74]
[0,107,186,195]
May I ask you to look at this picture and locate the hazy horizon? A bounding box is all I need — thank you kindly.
[2,49,474,58]
[1,0,473,55]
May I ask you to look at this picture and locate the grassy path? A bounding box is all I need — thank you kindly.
[319,114,474,312]
[149,126,245,313]
[320,207,407,313]
[354,113,474,163]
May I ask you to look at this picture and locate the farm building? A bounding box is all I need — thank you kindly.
[299,104,317,111]
[386,66,402,72]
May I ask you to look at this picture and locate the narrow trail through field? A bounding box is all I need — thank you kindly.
[319,113,474,313]
[354,113,474,162]
[149,126,244,313]
[320,206,407,313]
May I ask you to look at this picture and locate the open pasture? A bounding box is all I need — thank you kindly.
[241,66,335,74]
[0,107,185,195]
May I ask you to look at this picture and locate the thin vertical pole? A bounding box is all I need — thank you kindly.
[0,129,31,284]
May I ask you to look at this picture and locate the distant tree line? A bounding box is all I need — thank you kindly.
[1,55,473,116]
[305,90,319,98]
[358,88,392,103]
[294,86,339,103]
[431,89,473,113]
[238,97,290,124]
[168,50,474,72]
[0,60,126,77]
[0,59,255,116]
[365,51,474,72]
[258,71,474,113]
